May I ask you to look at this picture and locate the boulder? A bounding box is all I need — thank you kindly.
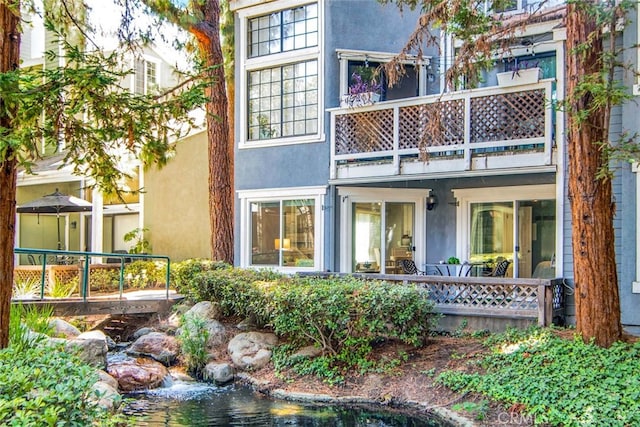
[107,358,169,392]
[184,301,222,321]
[227,332,278,371]
[67,330,108,369]
[203,362,234,385]
[96,369,119,390]
[177,318,226,350]
[132,327,155,340]
[236,315,257,331]
[91,380,121,410]
[49,318,81,339]
[127,332,180,366]
[292,345,323,360]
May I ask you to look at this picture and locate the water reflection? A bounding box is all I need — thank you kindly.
[123,382,450,426]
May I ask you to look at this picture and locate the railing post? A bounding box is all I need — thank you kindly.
[330,112,337,180]
[82,254,89,303]
[393,106,400,175]
[119,258,125,299]
[537,282,553,326]
[463,94,472,170]
[39,256,47,300]
[165,258,171,300]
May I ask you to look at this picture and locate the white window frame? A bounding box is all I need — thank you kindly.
[238,0,324,149]
[238,186,326,271]
[337,187,428,273]
[453,184,558,276]
[132,56,160,95]
[632,163,640,293]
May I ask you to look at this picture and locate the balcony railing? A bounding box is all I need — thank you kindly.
[329,80,555,181]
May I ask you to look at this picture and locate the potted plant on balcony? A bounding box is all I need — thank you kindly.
[340,69,383,108]
[497,60,541,87]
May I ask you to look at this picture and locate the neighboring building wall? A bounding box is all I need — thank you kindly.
[144,130,211,261]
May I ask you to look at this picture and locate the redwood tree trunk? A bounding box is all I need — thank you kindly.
[0,3,21,349]
[566,2,622,347]
[191,0,233,264]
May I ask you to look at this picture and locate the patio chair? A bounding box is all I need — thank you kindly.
[484,259,511,277]
[399,259,426,275]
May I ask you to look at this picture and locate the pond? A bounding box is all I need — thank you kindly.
[123,380,452,426]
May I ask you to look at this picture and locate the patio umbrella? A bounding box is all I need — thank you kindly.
[17,188,92,250]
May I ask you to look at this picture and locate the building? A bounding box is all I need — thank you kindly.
[15,5,211,262]
[230,0,640,331]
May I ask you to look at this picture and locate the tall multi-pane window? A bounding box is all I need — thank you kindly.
[248,3,318,58]
[248,60,318,140]
[134,58,158,95]
[245,2,320,143]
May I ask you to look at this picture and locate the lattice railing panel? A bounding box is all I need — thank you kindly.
[423,282,539,310]
[335,109,395,155]
[398,100,465,149]
[470,89,545,143]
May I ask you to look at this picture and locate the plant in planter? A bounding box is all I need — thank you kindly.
[497,59,541,87]
[341,69,383,108]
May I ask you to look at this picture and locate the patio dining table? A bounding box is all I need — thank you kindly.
[424,262,485,277]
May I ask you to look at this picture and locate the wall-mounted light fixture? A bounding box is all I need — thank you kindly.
[70,220,77,229]
[426,193,438,211]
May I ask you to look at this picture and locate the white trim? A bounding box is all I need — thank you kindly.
[237,0,324,149]
[452,184,557,276]
[238,186,326,271]
[633,163,640,292]
[337,187,428,273]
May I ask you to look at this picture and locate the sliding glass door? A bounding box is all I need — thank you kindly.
[468,198,555,278]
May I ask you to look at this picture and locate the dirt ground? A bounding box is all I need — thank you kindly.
[241,334,533,427]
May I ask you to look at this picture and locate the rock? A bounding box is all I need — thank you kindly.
[292,345,322,360]
[203,362,234,385]
[184,301,222,321]
[107,358,169,392]
[67,330,108,369]
[132,327,155,340]
[97,370,119,390]
[127,332,180,366]
[177,318,226,350]
[49,318,81,339]
[91,380,121,410]
[236,315,257,331]
[228,332,278,371]
[105,335,117,351]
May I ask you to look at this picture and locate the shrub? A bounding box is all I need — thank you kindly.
[89,268,120,293]
[9,304,54,351]
[13,277,41,299]
[124,260,166,289]
[46,277,78,298]
[178,313,210,377]
[0,342,127,426]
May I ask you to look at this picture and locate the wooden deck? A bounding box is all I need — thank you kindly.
[11,290,184,316]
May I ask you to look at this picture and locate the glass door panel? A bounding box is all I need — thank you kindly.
[282,200,315,268]
[470,202,514,277]
[519,200,556,278]
[352,202,382,272]
[385,202,415,274]
[251,201,280,266]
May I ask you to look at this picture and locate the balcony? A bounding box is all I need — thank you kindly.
[329,80,556,182]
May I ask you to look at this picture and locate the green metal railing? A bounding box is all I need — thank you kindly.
[14,248,171,302]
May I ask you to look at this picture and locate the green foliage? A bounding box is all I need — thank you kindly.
[0,342,128,426]
[124,260,166,289]
[12,277,41,299]
[437,328,640,426]
[178,313,210,377]
[46,277,78,298]
[452,400,489,421]
[90,268,121,293]
[9,304,55,351]
[124,227,152,254]
[172,262,438,384]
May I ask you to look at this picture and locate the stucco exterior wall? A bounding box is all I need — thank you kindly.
[144,130,211,261]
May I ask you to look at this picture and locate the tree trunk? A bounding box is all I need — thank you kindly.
[566,2,622,347]
[0,3,21,349]
[191,0,233,264]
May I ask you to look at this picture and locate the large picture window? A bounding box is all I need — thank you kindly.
[248,60,318,140]
[250,199,316,268]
